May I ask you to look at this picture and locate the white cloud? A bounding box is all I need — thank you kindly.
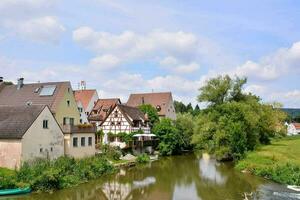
[7,16,65,43]
[73,28,206,73]
[233,41,300,81]
[0,0,64,43]
[89,54,121,70]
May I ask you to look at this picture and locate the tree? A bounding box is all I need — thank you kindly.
[138,104,159,127]
[186,103,193,113]
[174,101,187,113]
[174,113,195,150]
[152,118,184,156]
[197,75,248,106]
[193,75,287,161]
[193,104,201,116]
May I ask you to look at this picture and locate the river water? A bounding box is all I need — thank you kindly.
[3,154,300,200]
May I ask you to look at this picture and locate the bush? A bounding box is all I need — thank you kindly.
[1,156,115,192]
[101,145,122,161]
[136,154,150,164]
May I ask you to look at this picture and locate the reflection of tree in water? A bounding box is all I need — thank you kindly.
[194,153,266,200]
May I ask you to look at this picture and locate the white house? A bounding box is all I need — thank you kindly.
[100,104,150,149]
[0,105,64,169]
[286,122,300,136]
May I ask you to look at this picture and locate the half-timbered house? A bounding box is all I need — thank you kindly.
[100,104,150,148]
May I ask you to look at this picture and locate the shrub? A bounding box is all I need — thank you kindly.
[5,155,115,192]
[136,154,150,164]
[101,145,122,161]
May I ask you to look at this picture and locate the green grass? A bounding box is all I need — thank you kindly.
[236,135,300,185]
[0,167,15,177]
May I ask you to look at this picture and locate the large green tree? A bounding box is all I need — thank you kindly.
[152,118,184,156]
[193,75,287,160]
[174,113,195,150]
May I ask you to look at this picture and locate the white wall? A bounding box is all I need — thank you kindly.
[21,107,64,162]
[77,101,88,124]
[64,133,95,158]
[86,92,99,114]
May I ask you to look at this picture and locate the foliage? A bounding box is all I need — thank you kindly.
[174,113,195,150]
[138,104,159,127]
[152,118,184,156]
[118,131,136,144]
[236,135,300,185]
[193,75,287,161]
[174,100,201,116]
[136,154,150,164]
[1,156,114,192]
[197,75,249,106]
[101,144,122,161]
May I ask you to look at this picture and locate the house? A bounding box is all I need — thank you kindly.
[286,122,300,136]
[0,78,96,158]
[100,104,150,148]
[127,92,176,120]
[89,98,122,126]
[0,105,64,169]
[63,124,96,158]
[74,89,99,124]
[0,78,81,127]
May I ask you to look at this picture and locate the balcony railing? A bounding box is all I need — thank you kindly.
[61,124,96,134]
[132,127,151,134]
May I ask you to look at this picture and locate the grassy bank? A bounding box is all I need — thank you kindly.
[0,155,115,192]
[236,135,300,185]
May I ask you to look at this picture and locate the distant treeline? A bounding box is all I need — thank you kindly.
[174,101,200,116]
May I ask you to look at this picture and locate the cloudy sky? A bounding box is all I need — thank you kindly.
[1,0,300,107]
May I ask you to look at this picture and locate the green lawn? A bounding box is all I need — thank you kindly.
[236,135,300,185]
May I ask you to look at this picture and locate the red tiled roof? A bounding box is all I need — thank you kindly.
[74,90,97,110]
[89,98,121,122]
[126,92,173,116]
[292,123,300,129]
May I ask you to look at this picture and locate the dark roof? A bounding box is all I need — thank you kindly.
[118,104,145,121]
[0,81,71,113]
[126,92,173,116]
[0,105,46,139]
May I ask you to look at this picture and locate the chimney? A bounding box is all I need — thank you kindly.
[0,77,3,83]
[17,78,24,90]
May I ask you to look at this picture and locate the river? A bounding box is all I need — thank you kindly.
[3,154,300,200]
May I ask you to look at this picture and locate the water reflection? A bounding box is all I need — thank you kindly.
[4,154,299,200]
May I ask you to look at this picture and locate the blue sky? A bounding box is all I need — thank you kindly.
[1,0,300,107]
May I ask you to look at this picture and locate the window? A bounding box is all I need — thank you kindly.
[111,122,115,126]
[81,137,85,147]
[50,147,53,152]
[73,137,78,147]
[43,120,48,129]
[117,122,121,126]
[39,85,56,96]
[88,137,92,146]
[63,117,67,125]
[70,118,74,125]
[80,119,82,124]
[114,111,118,117]
[68,87,70,93]
[40,148,43,153]
[67,100,70,107]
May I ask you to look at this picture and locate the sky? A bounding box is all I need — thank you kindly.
[1,0,300,107]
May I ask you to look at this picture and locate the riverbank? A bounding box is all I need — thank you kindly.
[236,135,300,185]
